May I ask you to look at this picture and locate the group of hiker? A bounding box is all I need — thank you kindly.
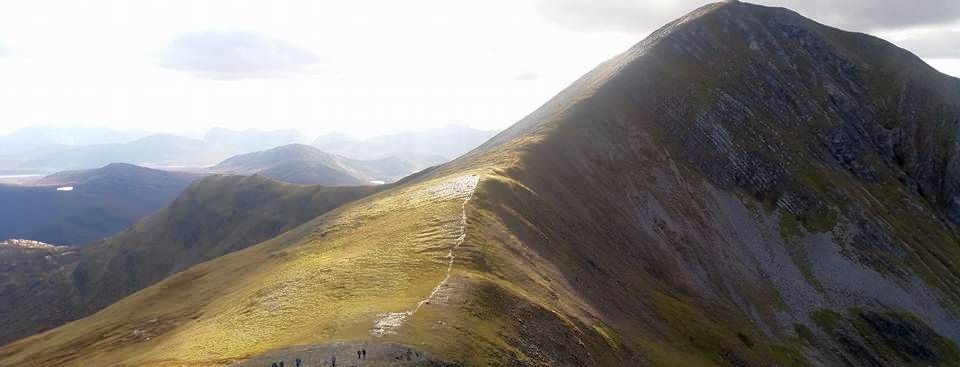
[269,358,300,367]
[268,348,366,367]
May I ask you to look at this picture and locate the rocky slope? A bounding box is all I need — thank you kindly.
[0,174,380,345]
[3,1,960,366]
[0,163,198,245]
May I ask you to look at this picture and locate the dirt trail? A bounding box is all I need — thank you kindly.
[370,175,479,337]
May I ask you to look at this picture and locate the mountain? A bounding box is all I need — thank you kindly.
[0,127,308,173]
[349,154,449,181]
[0,174,382,346]
[5,1,960,366]
[202,127,308,154]
[212,144,445,185]
[0,163,198,245]
[0,126,150,155]
[313,125,498,160]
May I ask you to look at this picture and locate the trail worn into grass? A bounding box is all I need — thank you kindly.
[370,175,479,337]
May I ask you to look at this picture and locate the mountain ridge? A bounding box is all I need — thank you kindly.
[0,174,382,345]
[3,2,960,366]
[0,163,198,245]
[213,143,446,185]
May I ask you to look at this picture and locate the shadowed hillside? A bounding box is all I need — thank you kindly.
[3,2,960,366]
[0,174,380,345]
[0,163,198,245]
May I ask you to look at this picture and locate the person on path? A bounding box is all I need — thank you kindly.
[362,349,366,359]
[357,350,361,359]
[295,358,302,367]
[331,354,336,367]
[279,361,285,367]
[272,363,278,367]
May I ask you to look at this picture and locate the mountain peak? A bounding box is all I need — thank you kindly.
[6,3,960,366]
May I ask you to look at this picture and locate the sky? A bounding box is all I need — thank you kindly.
[0,0,957,138]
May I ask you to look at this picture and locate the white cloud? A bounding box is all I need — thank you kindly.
[765,0,960,31]
[513,72,540,81]
[892,29,960,59]
[158,30,322,80]
[925,59,960,77]
[0,0,953,138]
[0,0,639,138]
[538,0,706,33]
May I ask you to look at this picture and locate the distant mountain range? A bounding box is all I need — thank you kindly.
[211,144,446,185]
[312,125,498,160]
[0,127,308,173]
[0,163,199,245]
[0,126,151,155]
[0,126,495,175]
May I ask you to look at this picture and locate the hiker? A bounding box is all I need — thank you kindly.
[331,354,336,367]
[272,363,278,367]
[362,348,366,359]
[357,350,361,359]
[279,361,285,367]
[295,358,302,367]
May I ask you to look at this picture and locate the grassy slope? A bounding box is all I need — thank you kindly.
[4,2,960,366]
[0,172,486,366]
[0,174,380,346]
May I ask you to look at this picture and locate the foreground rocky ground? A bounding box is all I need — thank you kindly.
[233,342,452,367]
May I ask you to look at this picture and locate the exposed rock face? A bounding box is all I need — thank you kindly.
[0,239,62,249]
[454,1,960,364]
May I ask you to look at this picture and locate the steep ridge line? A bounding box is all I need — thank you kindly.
[371,174,479,337]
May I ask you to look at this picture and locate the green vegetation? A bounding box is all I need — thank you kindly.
[810,309,844,331]
[810,308,960,366]
[793,323,816,345]
[779,212,803,240]
[0,174,381,346]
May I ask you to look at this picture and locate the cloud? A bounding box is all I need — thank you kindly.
[513,72,540,81]
[158,30,322,80]
[538,0,960,33]
[0,41,11,57]
[538,0,705,33]
[773,0,960,31]
[894,29,960,58]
